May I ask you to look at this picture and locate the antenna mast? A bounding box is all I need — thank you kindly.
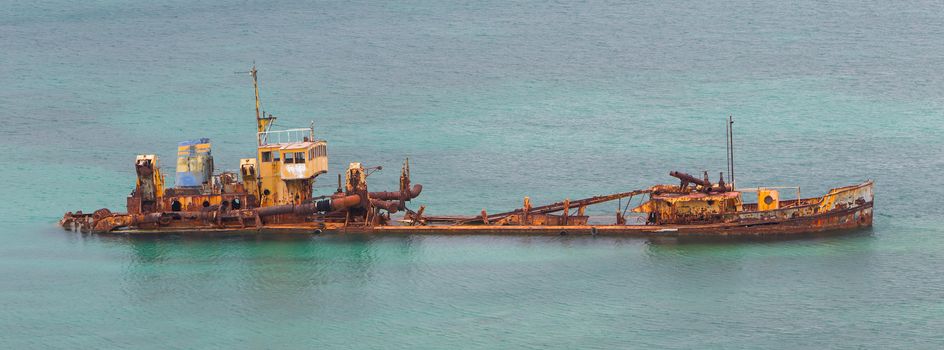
[726,117,731,184]
[728,115,735,190]
[251,65,261,124]
[241,63,276,135]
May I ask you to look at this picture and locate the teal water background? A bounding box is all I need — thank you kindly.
[2,1,944,348]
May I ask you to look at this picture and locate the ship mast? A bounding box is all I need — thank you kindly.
[252,65,261,127]
[248,64,276,135]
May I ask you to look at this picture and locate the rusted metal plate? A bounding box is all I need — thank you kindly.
[62,180,872,239]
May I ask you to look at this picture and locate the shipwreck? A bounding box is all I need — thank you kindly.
[59,67,873,239]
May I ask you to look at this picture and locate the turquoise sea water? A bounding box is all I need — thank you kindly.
[2,1,944,348]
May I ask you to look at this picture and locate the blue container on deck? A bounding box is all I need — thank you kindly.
[175,138,214,188]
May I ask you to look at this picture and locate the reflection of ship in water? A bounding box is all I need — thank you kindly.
[117,235,420,308]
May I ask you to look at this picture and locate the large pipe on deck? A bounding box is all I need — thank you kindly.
[255,194,362,217]
[452,189,652,225]
[669,171,711,188]
[369,184,423,201]
[327,194,363,211]
[370,198,401,213]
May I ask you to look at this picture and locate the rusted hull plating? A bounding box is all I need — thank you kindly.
[62,181,873,240]
[82,203,871,239]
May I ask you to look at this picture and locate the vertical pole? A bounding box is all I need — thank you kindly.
[726,117,731,184]
[728,116,735,190]
[617,197,622,224]
[562,198,570,226]
[252,65,262,131]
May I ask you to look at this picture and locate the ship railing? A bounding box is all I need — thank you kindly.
[258,128,315,146]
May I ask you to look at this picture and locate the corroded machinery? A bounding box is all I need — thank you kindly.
[60,66,420,234]
[59,68,873,239]
[415,170,872,238]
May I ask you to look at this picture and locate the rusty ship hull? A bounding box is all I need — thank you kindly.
[57,67,874,240]
[62,181,873,240]
[101,205,872,239]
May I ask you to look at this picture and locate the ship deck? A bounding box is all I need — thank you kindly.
[107,200,872,240]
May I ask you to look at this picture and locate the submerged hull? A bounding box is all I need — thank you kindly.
[62,162,873,240]
[91,190,873,240]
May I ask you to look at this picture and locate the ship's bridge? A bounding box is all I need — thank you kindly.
[256,128,328,179]
[242,127,328,206]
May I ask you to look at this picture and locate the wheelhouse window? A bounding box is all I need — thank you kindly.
[273,152,280,161]
[295,152,305,163]
[283,152,295,164]
[312,145,325,157]
[261,151,272,162]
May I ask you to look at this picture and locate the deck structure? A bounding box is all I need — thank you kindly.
[58,66,873,239]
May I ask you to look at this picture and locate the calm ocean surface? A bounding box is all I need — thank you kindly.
[2,1,943,348]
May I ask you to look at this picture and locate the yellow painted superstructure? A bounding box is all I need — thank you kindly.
[633,190,743,224]
[278,142,327,180]
[253,130,328,206]
[134,154,165,200]
[167,194,227,211]
[239,158,259,199]
[235,64,330,207]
